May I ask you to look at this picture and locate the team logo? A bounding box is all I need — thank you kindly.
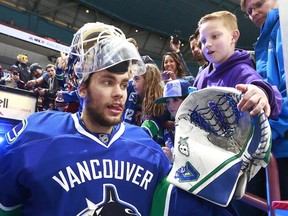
[174,162,200,183]
[128,92,138,104]
[5,119,28,144]
[98,134,109,143]
[77,184,141,216]
[178,137,189,156]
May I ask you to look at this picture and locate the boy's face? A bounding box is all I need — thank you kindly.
[199,19,236,67]
[166,97,184,118]
[46,67,56,78]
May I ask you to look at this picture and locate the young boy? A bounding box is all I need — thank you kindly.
[194,11,281,119]
[194,10,282,215]
[154,79,191,163]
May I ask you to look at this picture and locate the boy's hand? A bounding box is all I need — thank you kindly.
[236,84,271,117]
[162,141,174,164]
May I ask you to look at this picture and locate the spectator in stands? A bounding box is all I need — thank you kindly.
[15,53,31,89]
[161,52,190,84]
[52,52,81,113]
[189,28,209,75]
[132,63,167,145]
[241,0,288,202]
[123,37,157,125]
[123,63,165,130]
[34,64,60,110]
[55,89,81,113]
[169,36,194,77]
[54,52,78,91]
[154,79,191,163]
[0,65,25,89]
[122,77,141,125]
[160,51,193,132]
[26,63,49,89]
[26,63,50,111]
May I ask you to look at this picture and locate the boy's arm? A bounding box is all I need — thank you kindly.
[236,83,282,118]
[236,84,270,117]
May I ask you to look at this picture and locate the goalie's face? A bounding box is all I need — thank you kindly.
[79,70,129,133]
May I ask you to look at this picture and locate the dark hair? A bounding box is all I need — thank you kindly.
[30,63,42,73]
[107,61,129,73]
[161,52,186,78]
[81,73,93,88]
[46,64,56,71]
[189,28,200,42]
[9,64,19,72]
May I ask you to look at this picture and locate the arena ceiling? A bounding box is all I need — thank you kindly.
[0,0,259,71]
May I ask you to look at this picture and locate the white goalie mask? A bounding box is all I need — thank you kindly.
[167,87,272,207]
[69,22,146,82]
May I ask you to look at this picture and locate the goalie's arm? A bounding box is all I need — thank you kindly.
[150,178,238,216]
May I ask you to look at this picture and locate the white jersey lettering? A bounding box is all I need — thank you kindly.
[67,166,81,188]
[77,161,92,182]
[90,159,102,179]
[52,171,70,192]
[52,159,154,192]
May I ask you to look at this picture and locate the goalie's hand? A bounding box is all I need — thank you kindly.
[236,84,271,117]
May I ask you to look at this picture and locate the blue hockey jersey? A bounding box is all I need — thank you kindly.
[0,111,237,216]
[123,80,142,126]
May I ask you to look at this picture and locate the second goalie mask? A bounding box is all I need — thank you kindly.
[167,86,272,207]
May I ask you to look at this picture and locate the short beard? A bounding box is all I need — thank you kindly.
[85,96,122,128]
[93,110,122,127]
